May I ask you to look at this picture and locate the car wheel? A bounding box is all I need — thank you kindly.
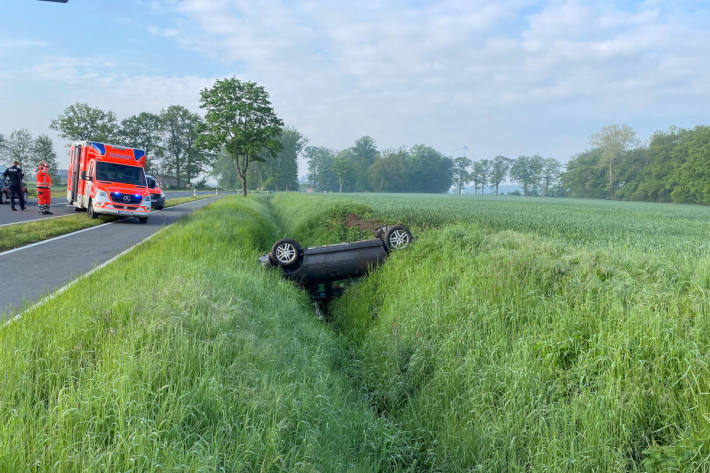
[385,226,412,250]
[138,217,148,224]
[270,238,302,267]
[88,200,97,219]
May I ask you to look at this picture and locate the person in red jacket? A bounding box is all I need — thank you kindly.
[36,162,53,215]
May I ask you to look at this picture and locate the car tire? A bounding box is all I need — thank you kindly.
[138,217,148,224]
[270,238,302,267]
[88,199,97,219]
[384,225,412,250]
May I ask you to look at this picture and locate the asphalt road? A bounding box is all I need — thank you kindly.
[0,196,218,316]
[0,191,217,226]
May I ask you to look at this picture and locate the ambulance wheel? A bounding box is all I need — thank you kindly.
[88,200,97,219]
[138,217,148,224]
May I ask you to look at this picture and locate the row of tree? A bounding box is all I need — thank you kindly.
[452,155,562,196]
[305,138,454,193]
[49,103,210,188]
[0,129,59,181]
[563,125,710,205]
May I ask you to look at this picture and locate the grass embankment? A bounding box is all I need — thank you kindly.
[0,195,213,252]
[0,196,415,471]
[271,192,710,472]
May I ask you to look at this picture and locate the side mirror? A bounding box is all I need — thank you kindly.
[149,181,156,189]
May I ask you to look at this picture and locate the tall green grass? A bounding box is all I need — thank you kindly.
[0,196,414,472]
[271,193,710,472]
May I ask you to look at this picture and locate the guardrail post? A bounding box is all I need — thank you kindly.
[193,189,196,197]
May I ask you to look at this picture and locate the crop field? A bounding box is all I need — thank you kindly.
[271,193,710,472]
[1,193,709,472]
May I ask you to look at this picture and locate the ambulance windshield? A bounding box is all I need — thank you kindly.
[96,162,146,186]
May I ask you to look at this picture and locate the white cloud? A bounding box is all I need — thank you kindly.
[5,0,710,173]
[138,0,710,161]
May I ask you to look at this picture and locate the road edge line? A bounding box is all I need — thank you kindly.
[5,218,166,327]
[2,196,218,326]
[0,196,215,257]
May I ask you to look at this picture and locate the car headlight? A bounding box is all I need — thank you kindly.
[97,190,107,198]
[160,192,164,198]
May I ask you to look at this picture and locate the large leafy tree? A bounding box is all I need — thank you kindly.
[50,103,118,142]
[332,150,357,193]
[32,135,59,181]
[407,145,453,193]
[248,127,306,191]
[211,150,240,190]
[367,149,410,192]
[118,112,163,172]
[452,156,472,195]
[3,129,34,169]
[158,105,206,188]
[199,77,284,196]
[541,158,562,196]
[490,155,511,195]
[590,124,637,199]
[305,146,338,192]
[350,136,379,191]
[510,155,544,196]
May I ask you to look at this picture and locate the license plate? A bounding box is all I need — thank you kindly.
[117,210,130,215]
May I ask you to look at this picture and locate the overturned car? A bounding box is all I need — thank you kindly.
[259,225,412,298]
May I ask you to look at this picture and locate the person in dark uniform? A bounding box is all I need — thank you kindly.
[2,160,26,211]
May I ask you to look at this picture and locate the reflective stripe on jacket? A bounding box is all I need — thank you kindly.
[36,170,51,188]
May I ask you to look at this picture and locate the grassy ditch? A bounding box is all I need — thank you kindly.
[0,196,417,472]
[270,192,710,472]
[0,195,213,252]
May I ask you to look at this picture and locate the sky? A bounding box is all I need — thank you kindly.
[1,0,709,175]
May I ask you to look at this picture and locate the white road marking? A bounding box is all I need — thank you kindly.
[0,197,214,257]
[2,196,217,326]
[4,225,167,327]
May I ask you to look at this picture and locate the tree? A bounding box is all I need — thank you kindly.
[590,124,637,199]
[541,158,561,196]
[50,103,118,142]
[452,156,472,194]
[510,155,544,196]
[32,135,59,182]
[560,149,607,199]
[350,136,379,191]
[248,127,306,191]
[158,105,206,188]
[305,146,338,192]
[118,112,163,172]
[199,77,284,196]
[211,149,240,190]
[332,154,356,193]
[490,156,511,195]
[367,149,410,192]
[407,145,453,193]
[4,129,34,169]
[479,159,491,193]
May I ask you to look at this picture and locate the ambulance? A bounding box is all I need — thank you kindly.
[66,141,151,223]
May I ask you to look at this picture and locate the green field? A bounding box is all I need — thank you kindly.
[1,193,709,471]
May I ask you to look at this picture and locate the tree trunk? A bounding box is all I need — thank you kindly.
[609,158,615,200]
[241,176,247,196]
[496,183,499,195]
